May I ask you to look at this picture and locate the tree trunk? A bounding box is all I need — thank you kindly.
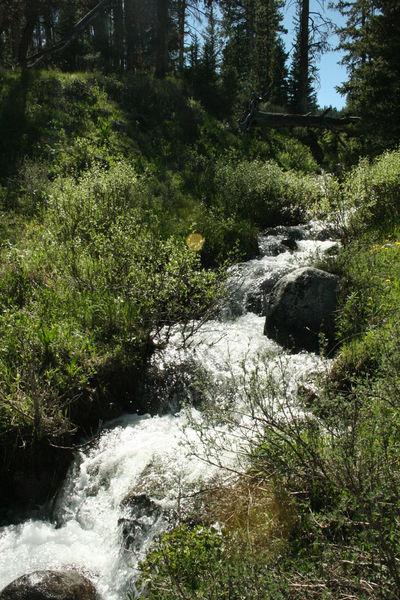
[297,0,309,114]
[18,0,40,68]
[125,0,137,70]
[243,110,360,130]
[113,0,124,71]
[155,0,169,78]
[177,0,186,72]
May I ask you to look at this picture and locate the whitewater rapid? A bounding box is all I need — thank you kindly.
[0,222,338,599]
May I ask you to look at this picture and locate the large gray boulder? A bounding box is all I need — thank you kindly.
[0,570,98,600]
[264,267,340,353]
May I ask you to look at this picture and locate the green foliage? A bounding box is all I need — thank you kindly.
[0,70,132,181]
[343,149,400,231]
[213,159,322,227]
[139,522,292,600]
[0,160,224,440]
[140,525,223,596]
[329,224,400,381]
[338,0,400,152]
[274,137,319,173]
[195,206,258,267]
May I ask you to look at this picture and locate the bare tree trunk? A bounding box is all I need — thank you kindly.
[155,0,169,78]
[177,0,186,72]
[298,0,309,114]
[18,0,40,68]
[125,0,137,70]
[113,0,124,71]
[239,94,360,131]
[242,110,360,131]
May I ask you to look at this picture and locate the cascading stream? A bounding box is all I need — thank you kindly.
[0,222,338,599]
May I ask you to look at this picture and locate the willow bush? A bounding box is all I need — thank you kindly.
[213,159,323,227]
[0,162,225,441]
[343,148,400,232]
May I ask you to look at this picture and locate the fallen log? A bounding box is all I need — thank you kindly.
[239,93,360,132]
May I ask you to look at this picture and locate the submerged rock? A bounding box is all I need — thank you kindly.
[0,570,98,600]
[119,493,165,551]
[264,267,340,353]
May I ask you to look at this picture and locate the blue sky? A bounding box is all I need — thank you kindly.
[282,1,348,109]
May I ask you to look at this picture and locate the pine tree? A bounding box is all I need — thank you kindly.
[186,5,224,114]
[337,0,400,148]
[221,0,288,104]
[251,0,288,106]
[287,18,317,112]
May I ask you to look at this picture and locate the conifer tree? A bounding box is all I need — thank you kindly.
[221,0,288,104]
[287,14,318,113]
[337,0,400,148]
[252,0,288,106]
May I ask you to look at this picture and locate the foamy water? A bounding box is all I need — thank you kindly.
[0,222,337,598]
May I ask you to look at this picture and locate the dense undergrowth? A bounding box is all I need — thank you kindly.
[0,69,322,511]
[1,68,400,598]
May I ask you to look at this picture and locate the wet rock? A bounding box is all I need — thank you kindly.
[244,291,263,315]
[257,237,296,257]
[119,493,165,551]
[258,226,302,257]
[0,570,98,600]
[260,240,287,256]
[121,492,162,514]
[264,267,340,353]
[260,273,282,296]
[244,270,289,317]
[281,238,298,251]
[262,225,305,240]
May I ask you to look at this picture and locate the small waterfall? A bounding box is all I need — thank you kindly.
[0,222,338,599]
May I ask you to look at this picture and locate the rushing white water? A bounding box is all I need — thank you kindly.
[0,222,337,599]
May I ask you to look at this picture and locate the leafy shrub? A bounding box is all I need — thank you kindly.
[195,205,258,267]
[0,162,225,440]
[275,136,319,174]
[213,159,322,227]
[344,148,400,231]
[138,521,292,600]
[140,525,223,596]
[333,226,400,367]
